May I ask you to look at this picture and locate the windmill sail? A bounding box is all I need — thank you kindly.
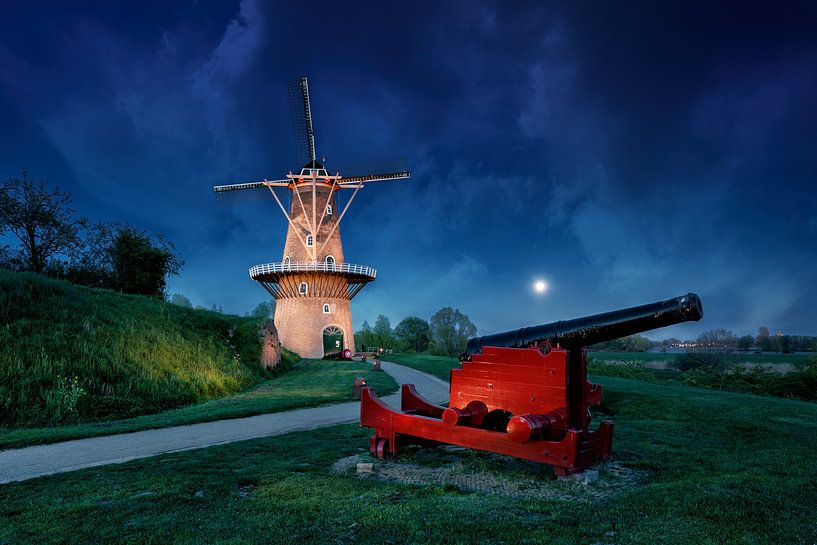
[214,186,277,205]
[213,178,291,205]
[288,77,317,167]
[335,159,410,184]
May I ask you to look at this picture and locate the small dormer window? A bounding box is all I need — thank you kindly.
[323,303,330,314]
[326,204,332,215]
[306,235,313,247]
[299,282,308,295]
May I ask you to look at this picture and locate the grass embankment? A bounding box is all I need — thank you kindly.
[0,359,396,449]
[0,269,281,428]
[1,377,815,544]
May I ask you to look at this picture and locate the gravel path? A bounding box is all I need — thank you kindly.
[0,361,449,485]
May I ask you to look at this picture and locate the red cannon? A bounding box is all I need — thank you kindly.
[361,293,703,475]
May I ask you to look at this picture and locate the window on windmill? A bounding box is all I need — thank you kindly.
[306,235,314,247]
[326,204,332,215]
[323,303,330,314]
[325,255,335,269]
[299,282,308,295]
[284,256,291,267]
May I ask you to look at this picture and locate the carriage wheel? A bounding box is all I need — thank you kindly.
[375,438,390,460]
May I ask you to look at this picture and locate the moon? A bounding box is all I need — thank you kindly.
[533,280,548,294]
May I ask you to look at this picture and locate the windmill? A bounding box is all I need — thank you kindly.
[214,77,410,358]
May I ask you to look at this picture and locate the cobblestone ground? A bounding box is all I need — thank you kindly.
[331,446,648,503]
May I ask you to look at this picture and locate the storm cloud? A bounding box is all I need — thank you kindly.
[1,1,815,339]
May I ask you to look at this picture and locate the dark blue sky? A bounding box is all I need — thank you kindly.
[2,1,816,339]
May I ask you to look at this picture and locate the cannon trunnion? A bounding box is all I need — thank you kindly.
[360,293,702,476]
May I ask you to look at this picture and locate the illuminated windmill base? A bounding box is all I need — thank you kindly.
[250,262,376,358]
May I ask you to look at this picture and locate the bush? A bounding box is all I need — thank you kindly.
[682,362,817,402]
[670,351,732,372]
[273,348,300,377]
[586,358,657,381]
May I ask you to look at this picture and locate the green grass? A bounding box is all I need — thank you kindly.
[0,270,284,427]
[0,359,397,450]
[384,353,459,381]
[1,377,815,544]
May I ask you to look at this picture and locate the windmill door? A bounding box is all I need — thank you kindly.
[322,326,344,357]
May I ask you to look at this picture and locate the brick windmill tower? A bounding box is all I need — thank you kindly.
[214,77,410,358]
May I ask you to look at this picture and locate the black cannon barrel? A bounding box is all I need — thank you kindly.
[464,292,703,357]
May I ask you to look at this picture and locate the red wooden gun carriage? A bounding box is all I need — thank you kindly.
[360,293,703,475]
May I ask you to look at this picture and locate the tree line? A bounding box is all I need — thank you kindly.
[592,327,817,354]
[705,327,817,353]
[355,307,477,357]
[168,295,277,319]
[0,172,182,297]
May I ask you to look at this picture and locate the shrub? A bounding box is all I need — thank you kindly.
[682,363,817,402]
[670,351,732,372]
[586,358,657,381]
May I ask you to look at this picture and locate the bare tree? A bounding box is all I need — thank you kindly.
[0,172,86,273]
[673,328,737,372]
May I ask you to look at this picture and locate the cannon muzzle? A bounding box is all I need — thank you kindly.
[464,292,702,357]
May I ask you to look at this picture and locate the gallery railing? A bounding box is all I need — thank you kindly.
[249,261,377,279]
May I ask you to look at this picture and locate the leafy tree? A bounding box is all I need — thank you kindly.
[780,335,792,354]
[169,293,193,308]
[56,221,119,288]
[42,222,183,297]
[624,334,653,352]
[355,320,376,351]
[248,300,275,319]
[0,171,86,273]
[756,326,781,352]
[373,314,394,348]
[110,227,183,297]
[394,316,431,352]
[593,334,652,352]
[766,335,782,353]
[737,334,755,351]
[429,307,477,356]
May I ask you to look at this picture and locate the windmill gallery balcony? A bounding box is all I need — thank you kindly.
[249,261,377,301]
[249,261,377,279]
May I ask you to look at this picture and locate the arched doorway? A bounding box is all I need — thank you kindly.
[323,325,344,356]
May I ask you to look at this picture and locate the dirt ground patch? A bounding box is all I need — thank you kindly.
[331,446,648,503]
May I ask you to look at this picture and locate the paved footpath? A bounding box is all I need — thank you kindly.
[0,361,449,485]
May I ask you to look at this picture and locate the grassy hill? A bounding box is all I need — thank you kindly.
[0,269,290,427]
